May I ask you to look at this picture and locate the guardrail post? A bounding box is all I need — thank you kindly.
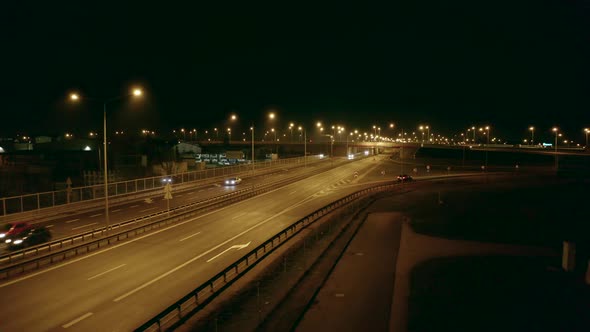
[37,193,40,210]
[2,198,6,216]
[20,196,23,213]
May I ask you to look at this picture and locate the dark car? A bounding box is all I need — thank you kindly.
[0,222,34,240]
[397,174,414,182]
[5,227,52,250]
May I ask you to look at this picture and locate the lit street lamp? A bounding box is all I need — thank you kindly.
[552,127,559,170]
[529,126,535,145]
[584,128,589,147]
[298,126,307,167]
[69,87,143,233]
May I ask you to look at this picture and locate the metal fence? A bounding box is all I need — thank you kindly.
[0,156,321,219]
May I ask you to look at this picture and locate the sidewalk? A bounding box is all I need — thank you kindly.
[295,212,404,332]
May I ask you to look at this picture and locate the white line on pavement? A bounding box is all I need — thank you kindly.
[130,205,139,208]
[89,214,102,218]
[176,194,184,197]
[62,312,93,328]
[187,191,195,194]
[289,190,297,195]
[232,212,246,219]
[65,219,80,224]
[140,207,156,212]
[179,232,201,242]
[46,225,54,228]
[87,264,127,281]
[72,223,98,231]
[111,209,122,212]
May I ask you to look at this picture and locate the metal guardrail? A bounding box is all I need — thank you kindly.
[0,156,321,219]
[0,158,341,276]
[134,178,409,332]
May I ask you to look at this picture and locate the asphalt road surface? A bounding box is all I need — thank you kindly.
[0,155,444,331]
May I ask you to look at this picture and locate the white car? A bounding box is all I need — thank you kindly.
[224,177,242,185]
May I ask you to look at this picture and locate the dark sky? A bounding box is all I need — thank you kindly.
[1,1,589,142]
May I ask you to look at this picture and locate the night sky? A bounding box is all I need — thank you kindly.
[1,1,589,142]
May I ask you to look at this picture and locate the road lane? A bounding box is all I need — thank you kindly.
[0,156,453,331]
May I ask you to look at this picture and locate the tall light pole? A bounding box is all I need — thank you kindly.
[250,125,255,172]
[552,127,559,170]
[419,126,424,143]
[271,128,277,154]
[70,87,143,234]
[289,122,294,142]
[298,126,307,167]
[529,126,535,145]
[425,126,430,143]
[584,128,589,147]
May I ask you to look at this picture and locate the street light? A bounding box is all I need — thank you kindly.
[298,126,307,167]
[529,126,535,145]
[552,127,559,170]
[289,122,294,142]
[250,126,255,172]
[69,87,143,234]
[271,128,277,153]
[584,128,589,147]
[419,126,425,143]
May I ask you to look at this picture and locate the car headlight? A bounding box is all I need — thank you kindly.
[225,181,229,184]
[230,181,235,184]
[0,233,5,238]
[5,239,11,243]
[13,239,23,245]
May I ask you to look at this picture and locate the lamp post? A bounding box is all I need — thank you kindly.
[419,126,425,143]
[289,123,294,142]
[70,87,142,234]
[584,128,589,147]
[552,127,559,170]
[250,125,255,172]
[529,126,535,145]
[298,126,307,167]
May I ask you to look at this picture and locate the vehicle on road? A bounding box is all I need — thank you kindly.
[5,227,52,250]
[224,177,242,185]
[397,174,414,182]
[0,222,34,239]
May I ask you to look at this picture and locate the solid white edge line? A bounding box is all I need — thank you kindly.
[65,219,80,224]
[87,264,127,281]
[139,207,156,212]
[72,222,98,231]
[179,232,201,242]
[89,214,102,218]
[111,209,122,212]
[62,312,93,328]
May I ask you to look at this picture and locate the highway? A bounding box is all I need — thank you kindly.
[0,155,431,331]
[0,158,337,252]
